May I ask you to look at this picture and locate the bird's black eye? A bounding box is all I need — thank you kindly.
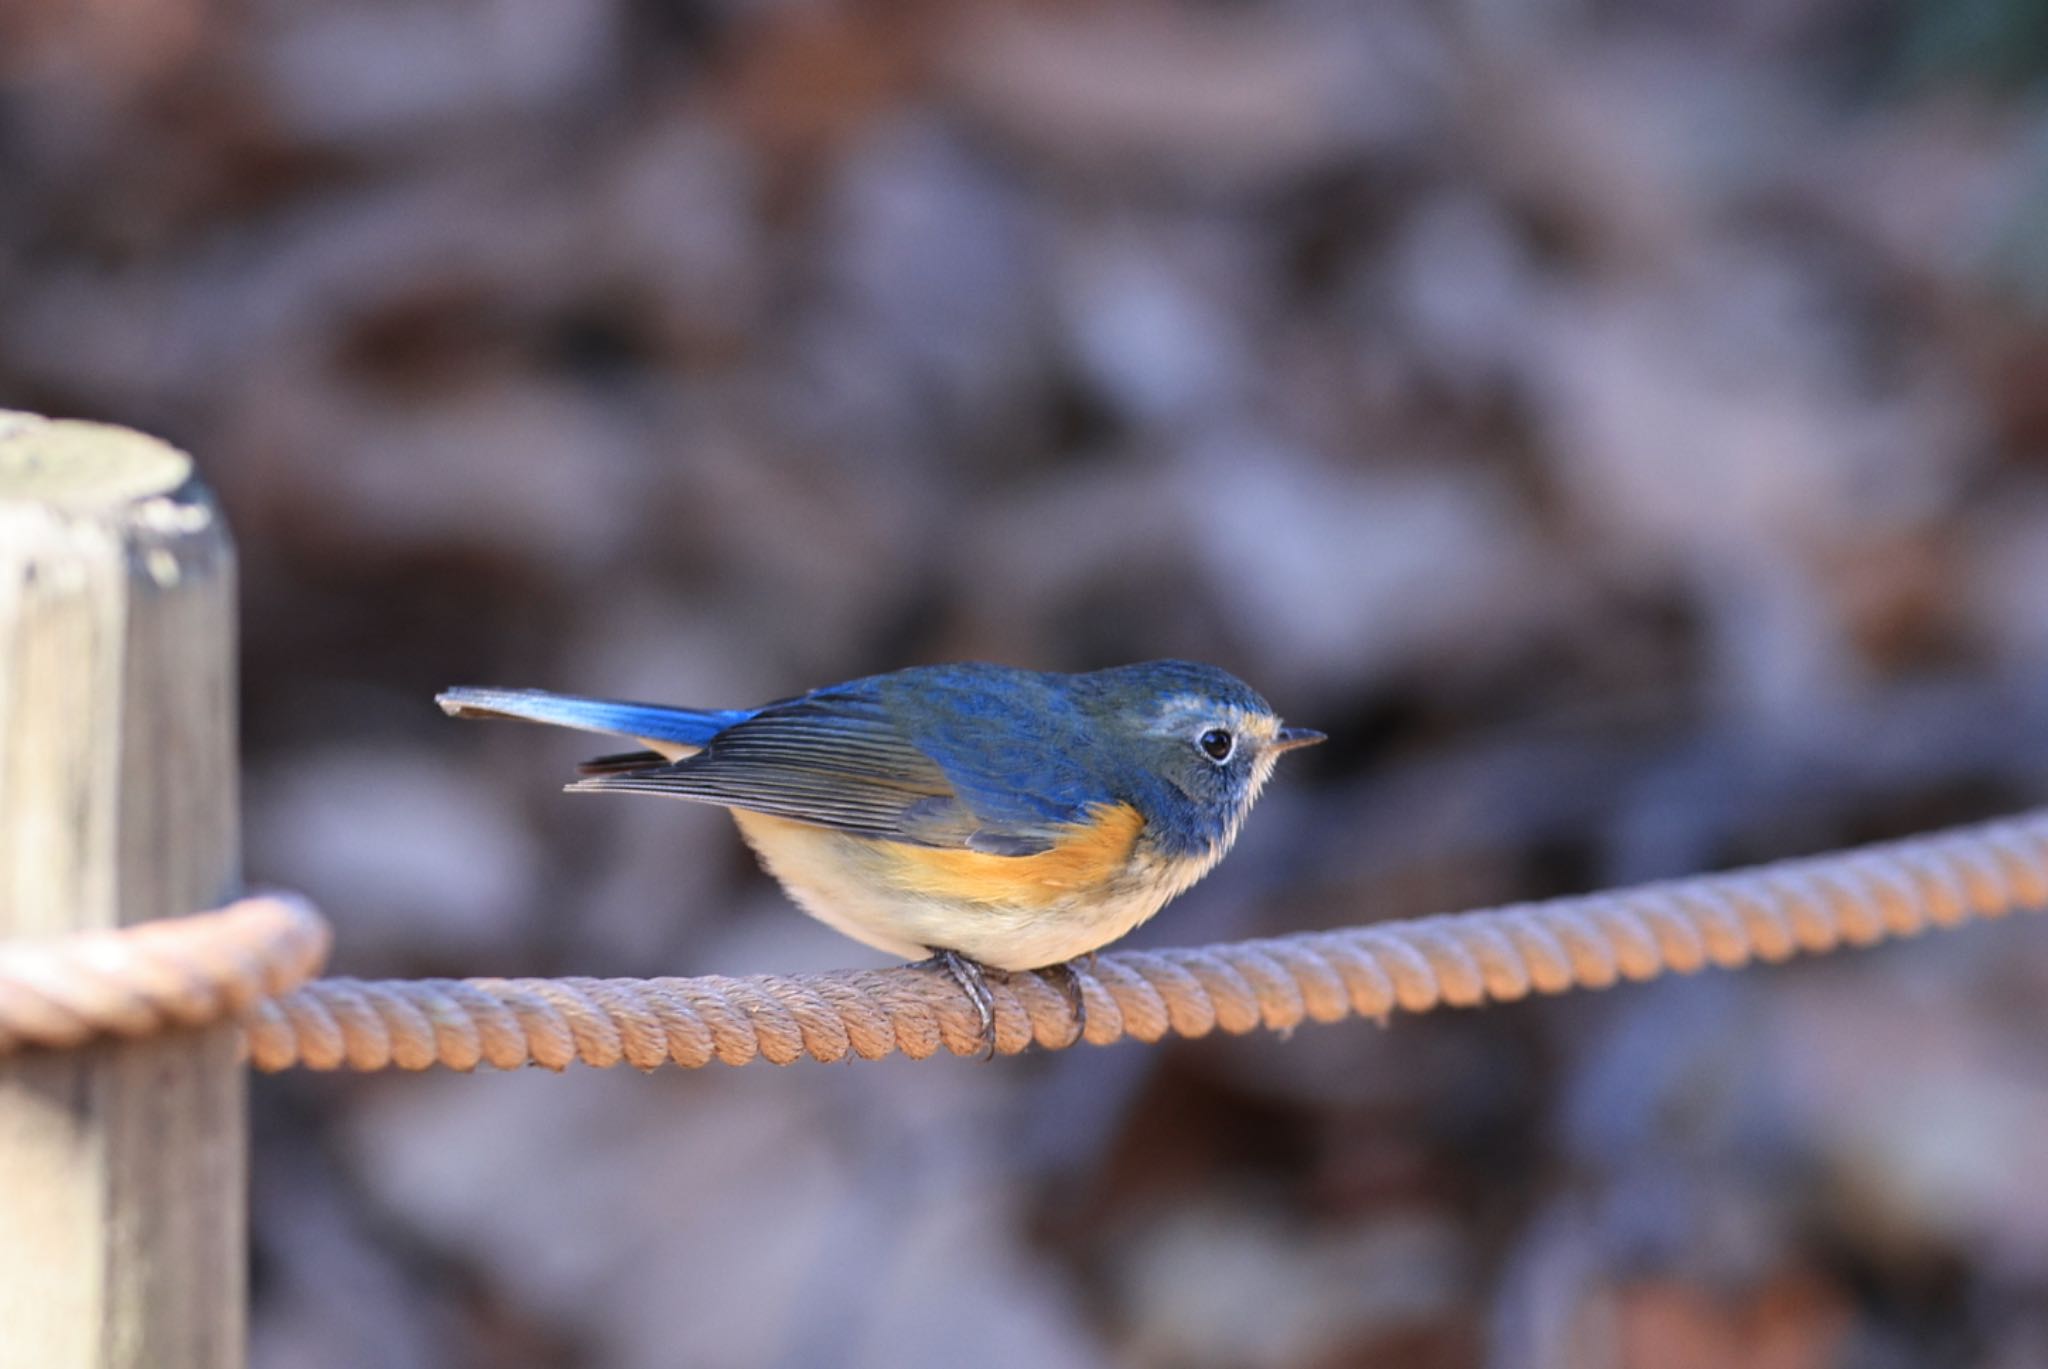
[1198,727,1235,762]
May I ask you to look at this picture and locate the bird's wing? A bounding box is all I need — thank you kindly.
[567,671,1113,854]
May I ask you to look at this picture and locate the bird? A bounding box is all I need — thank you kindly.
[437,660,1323,1050]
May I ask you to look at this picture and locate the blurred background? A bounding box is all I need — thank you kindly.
[8,1,2048,1365]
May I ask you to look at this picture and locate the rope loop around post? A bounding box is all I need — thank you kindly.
[0,893,329,1055]
[0,813,2044,1072]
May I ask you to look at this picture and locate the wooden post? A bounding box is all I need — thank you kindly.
[0,414,243,1369]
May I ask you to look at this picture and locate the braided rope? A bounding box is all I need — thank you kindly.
[3,813,2045,1071]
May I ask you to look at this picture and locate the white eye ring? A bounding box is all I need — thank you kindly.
[1196,726,1235,763]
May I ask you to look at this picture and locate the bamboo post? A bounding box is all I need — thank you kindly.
[0,414,243,1369]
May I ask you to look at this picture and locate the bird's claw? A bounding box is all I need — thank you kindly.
[1037,961,1089,1048]
[920,948,998,1058]
[916,950,1091,1057]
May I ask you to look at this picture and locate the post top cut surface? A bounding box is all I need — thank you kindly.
[0,413,194,511]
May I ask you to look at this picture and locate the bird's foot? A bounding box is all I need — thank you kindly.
[917,948,998,1058]
[1037,961,1089,1048]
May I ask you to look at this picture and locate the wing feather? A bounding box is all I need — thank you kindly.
[567,688,980,844]
[565,672,1104,855]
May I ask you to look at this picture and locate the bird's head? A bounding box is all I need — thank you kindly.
[1083,660,1323,852]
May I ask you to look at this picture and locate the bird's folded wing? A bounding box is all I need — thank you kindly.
[566,686,1090,853]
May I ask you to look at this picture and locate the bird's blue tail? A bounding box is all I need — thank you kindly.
[436,686,748,747]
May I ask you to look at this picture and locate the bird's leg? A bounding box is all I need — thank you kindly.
[918,948,998,1058]
[1037,961,1088,1048]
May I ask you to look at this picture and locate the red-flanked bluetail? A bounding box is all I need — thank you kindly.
[439,661,1323,1048]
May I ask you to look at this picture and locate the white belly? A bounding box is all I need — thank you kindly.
[728,810,1218,970]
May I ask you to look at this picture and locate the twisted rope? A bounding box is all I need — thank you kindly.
[3,813,2045,1071]
[0,894,329,1054]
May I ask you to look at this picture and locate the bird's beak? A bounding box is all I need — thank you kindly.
[1271,726,1326,754]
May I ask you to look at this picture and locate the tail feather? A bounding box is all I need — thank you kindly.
[437,686,748,747]
[575,748,671,776]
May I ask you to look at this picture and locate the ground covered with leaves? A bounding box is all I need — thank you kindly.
[6,3,2048,1366]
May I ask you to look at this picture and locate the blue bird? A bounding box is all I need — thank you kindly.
[438,661,1322,1044]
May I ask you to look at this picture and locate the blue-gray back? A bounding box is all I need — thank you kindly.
[574,662,1207,854]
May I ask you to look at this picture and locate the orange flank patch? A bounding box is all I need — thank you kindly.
[885,802,1146,905]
